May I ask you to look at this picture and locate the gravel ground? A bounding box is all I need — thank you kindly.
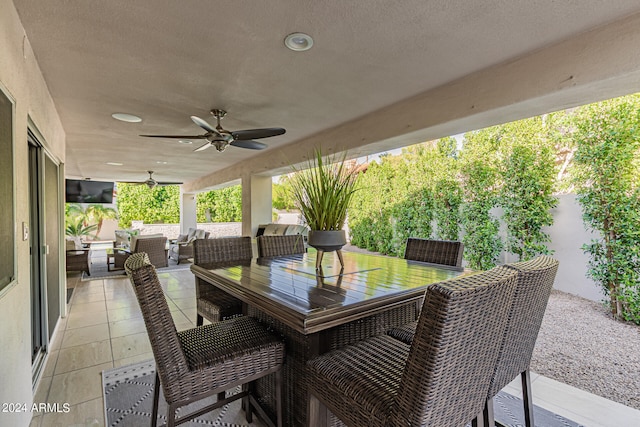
[531,290,640,410]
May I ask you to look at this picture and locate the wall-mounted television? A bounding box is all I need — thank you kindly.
[65,179,114,203]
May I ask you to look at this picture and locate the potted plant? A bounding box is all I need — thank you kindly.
[290,149,359,270]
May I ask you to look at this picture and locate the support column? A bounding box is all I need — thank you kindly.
[179,189,197,234]
[241,174,272,237]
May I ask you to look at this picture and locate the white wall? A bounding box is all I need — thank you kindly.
[0,1,66,426]
[130,222,242,239]
[493,195,602,301]
[545,194,603,301]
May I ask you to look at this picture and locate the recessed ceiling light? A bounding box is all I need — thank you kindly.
[156,161,168,164]
[178,140,193,144]
[111,112,142,123]
[106,162,123,166]
[284,33,313,51]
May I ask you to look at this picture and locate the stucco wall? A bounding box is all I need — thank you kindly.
[130,222,242,239]
[493,195,602,302]
[0,1,66,426]
[545,194,603,301]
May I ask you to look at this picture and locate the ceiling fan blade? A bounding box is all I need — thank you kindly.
[119,181,145,185]
[230,140,267,150]
[139,134,207,139]
[157,182,183,186]
[232,128,286,140]
[191,116,221,136]
[194,142,212,152]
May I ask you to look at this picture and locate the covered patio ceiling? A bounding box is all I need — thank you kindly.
[13,1,640,192]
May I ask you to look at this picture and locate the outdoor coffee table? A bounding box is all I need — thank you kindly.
[191,249,467,427]
[106,246,130,271]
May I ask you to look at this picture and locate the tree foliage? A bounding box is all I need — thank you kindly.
[349,155,409,255]
[458,129,503,270]
[116,184,181,227]
[272,176,297,211]
[196,185,242,223]
[64,202,115,239]
[349,140,463,257]
[84,204,118,237]
[572,95,640,323]
[497,117,557,261]
[349,121,558,270]
[408,137,462,241]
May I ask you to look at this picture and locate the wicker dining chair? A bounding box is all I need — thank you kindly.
[481,255,559,427]
[256,234,306,258]
[124,253,284,427]
[193,237,252,327]
[404,237,464,268]
[387,256,560,427]
[307,265,518,427]
[385,238,465,344]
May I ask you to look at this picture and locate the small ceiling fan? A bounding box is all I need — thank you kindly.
[120,171,183,189]
[140,109,286,152]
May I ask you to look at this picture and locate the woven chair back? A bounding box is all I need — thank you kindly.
[257,234,306,258]
[193,236,253,265]
[487,255,559,397]
[132,236,168,268]
[404,238,464,268]
[124,253,190,402]
[392,266,518,427]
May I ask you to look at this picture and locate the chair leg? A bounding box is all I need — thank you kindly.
[521,369,535,427]
[196,314,204,327]
[218,391,226,402]
[308,392,328,427]
[472,412,489,427]
[151,373,160,427]
[243,382,253,423]
[482,398,495,427]
[166,402,177,427]
[275,368,283,427]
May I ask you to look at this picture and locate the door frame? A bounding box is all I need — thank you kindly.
[27,119,65,387]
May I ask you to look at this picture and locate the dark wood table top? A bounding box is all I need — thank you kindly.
[191,250,468,334]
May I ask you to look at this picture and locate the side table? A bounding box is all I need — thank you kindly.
[107,247,131,271]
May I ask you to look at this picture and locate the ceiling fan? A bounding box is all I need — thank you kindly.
[140,109,286,152]
[120,171,183,189]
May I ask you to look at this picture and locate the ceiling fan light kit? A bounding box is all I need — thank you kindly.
[140,109,285,153]
[120,171,183,189]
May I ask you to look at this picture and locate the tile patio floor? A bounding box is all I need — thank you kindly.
[29,267,640,427]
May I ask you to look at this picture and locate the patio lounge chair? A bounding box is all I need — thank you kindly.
[113,234,168,269]
[65,239,91,276]
[168,227,210,264]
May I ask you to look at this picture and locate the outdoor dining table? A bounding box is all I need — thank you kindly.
[191,249,468,427]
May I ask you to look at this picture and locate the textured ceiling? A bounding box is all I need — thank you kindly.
[13,0,640,185]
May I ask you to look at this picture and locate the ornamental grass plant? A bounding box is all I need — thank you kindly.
[290,149,359,231]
